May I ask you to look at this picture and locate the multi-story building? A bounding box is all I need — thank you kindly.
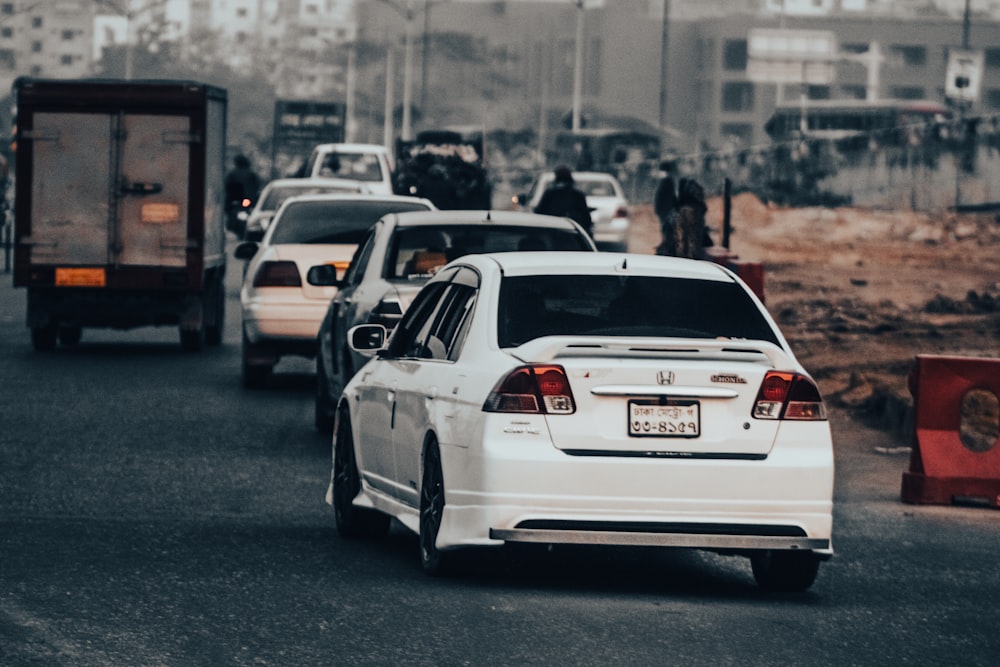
[0,1,93,94]
[1,0,999,158]
[352,0,1000,153]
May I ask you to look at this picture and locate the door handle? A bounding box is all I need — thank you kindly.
[121,180,163,196]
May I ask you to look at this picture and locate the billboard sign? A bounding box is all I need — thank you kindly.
[945,49,984,104]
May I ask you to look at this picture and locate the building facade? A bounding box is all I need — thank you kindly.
[0,1,998,159]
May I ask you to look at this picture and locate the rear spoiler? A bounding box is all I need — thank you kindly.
[511,337,794,369]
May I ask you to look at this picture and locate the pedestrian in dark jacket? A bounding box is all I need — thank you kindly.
[673,178,712,259]
[224,154,262,236]
[533,165,593,237]
[225,154,261,208]
[653,161,678,256]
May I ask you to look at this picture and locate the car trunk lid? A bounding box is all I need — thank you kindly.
[511,337,790,457]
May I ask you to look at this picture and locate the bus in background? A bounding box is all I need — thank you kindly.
[549,128,661,173]
[764,99,952,148]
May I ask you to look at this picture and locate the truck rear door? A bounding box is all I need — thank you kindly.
[29,112,190,270]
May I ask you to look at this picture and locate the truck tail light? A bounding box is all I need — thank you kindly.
[253,261,301,287]
[752,371,827,421]
[483,364,575,415]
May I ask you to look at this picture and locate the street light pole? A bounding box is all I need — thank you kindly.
[571,0,584,132]
[376,0,416,141]
[401,2,415,141]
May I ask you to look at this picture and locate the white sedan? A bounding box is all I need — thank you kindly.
[326,252,834,591]
[235,193,434,388]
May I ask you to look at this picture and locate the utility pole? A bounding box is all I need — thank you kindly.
[658,0,670,135]
[963,0,971,49]
[571,0,584,132]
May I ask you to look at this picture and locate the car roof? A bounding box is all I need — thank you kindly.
[263,177,366,189]
[535,171,621,183]
[453,251,737,283]
[277,193,433,206]
[311,143,390,154]
[384,209,584,230]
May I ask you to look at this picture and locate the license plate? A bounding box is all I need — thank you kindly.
[628,399,700,438]
[55,267,106,287]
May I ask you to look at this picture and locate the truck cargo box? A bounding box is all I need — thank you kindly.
[12,78,228,351]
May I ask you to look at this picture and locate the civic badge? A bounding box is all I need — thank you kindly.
[657,371,675,385]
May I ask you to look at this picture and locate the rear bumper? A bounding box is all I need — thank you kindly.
[434,418,834,555]
[241,298,328,343]
[592,218,629,245]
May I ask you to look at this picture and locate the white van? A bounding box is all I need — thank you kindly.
[302,143,395,195]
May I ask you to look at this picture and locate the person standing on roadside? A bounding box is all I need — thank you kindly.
[654,160,678,256]
[533,165,593,238]
[673,177,712,259]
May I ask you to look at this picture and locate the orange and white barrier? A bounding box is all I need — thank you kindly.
[901,354,1000,507]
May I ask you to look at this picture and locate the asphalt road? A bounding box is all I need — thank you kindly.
[1,247,999,667]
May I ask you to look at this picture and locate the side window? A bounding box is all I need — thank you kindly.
[385,282,448,358]
[444,288,477,361]
[406,284,465,359]
[302,149,319,176]
[343,228,377,286]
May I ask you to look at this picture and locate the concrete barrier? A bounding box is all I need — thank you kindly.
[901,354,1000,507]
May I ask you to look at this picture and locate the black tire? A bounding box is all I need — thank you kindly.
[750,550,821,592]
[241,331,271,389]
[205,276,225,347]
[31,324,58,352]
[420,441,454,576]
[332,410,390,539]
[314,351,335,433]
[180,326,204,352]
[57,326,82,346]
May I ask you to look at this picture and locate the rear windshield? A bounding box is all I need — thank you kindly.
[576,180,618,197]
[270,200,430,245]
[498,275,779,347]
[261,184,361,210]
[318,152,384,182]
[388,225,592,279]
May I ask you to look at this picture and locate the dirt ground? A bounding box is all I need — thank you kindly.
[628,195,1000,444]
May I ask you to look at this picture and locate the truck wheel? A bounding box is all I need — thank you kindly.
[31,325,58,352]
[205,276,225,347]
[58,327,82,346]
[180,327,205,352]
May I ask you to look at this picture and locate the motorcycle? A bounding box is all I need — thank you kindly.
[226,197,254,238]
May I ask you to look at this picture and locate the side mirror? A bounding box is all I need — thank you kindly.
[234,241,258,260]
[306,264,344,287]
[348,324,387,352]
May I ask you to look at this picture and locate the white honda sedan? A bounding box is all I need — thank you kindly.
[326,252,834,592]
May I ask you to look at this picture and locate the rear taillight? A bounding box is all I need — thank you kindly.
[614,205,629,218]
[484,364,576,415]
[253,261,301,287]
[752,371,827,421]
